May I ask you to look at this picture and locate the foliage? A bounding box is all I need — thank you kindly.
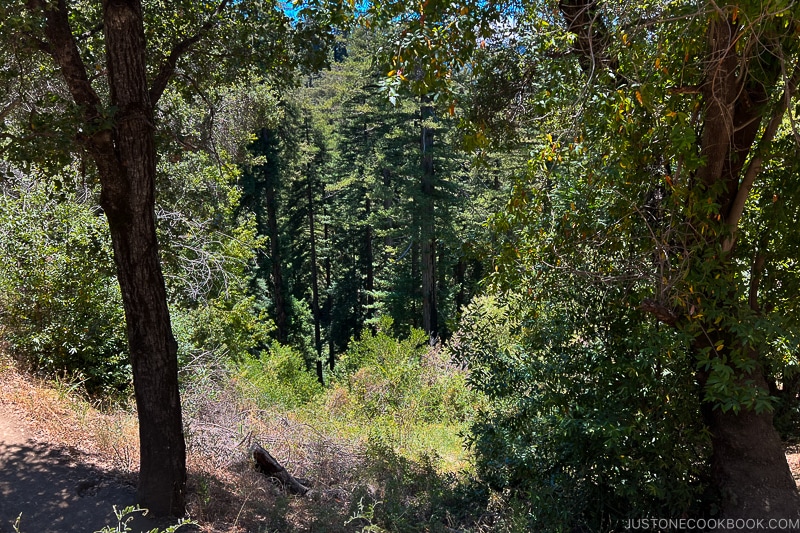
[455,292,712,531]
[347,440,489,533]
[235,342,324,408]
[330,317,477,425]
[0,173,128,392]
[157,149,275,364]
[294,26,498,357]
[372,0,800,520]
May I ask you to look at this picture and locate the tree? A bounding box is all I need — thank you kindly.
[370,0,800,523]
[317,27,495,344]
[1,0,344,517]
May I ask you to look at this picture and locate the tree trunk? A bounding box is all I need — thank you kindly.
[420,97,438,339]
[454,259,467,313]
[323,218,335,371]
[265,172,288,344]
[364,196,374,320]
[104,194,186,517]
[632,11,800,521]
[34,0,190,517]
[705,384,800,526]
[101,0,185,517]
[307,169,323,384]
[688,15,800,522]
[382,168,394,249]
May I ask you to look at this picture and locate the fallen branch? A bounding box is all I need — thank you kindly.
[250,443,309,495]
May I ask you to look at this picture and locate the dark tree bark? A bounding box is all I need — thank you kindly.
[420,97,438,339]
[28,0,190,516]
[702,360,800,526]
[102,1,186,516]
[453,259,467,314]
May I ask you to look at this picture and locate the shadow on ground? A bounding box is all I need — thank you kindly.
[0,439,185,533]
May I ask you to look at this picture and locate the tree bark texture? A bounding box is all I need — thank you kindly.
[30,0,188,516]
[102,0,186,517]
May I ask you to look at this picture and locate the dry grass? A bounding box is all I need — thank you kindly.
[0,352,370,532]
[0,352,139,476]
[0,350,483,532]
[179,360,368,533]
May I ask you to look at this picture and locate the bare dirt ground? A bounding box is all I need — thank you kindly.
[0,402,161,533]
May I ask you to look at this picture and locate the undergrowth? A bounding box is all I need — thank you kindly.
[0,320,493,532]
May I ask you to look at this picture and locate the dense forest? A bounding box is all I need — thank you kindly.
[2,0,800,531]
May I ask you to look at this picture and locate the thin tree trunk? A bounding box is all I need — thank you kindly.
[382,168,394,249]
[454,259,467,313]
[307,171,323,384]
[420,97,437,339]
[265,174,288,344]
[364,196,374,320]
[411,237,420,329]
[323,219,335,370]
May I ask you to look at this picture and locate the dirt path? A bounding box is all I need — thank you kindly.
[0,403,150,533]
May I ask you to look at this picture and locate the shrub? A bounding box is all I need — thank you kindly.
[0,176,129,392]
[172,294,274,365]
[329,317,477,426]
[454,291,712,532]
[235,342,324,408]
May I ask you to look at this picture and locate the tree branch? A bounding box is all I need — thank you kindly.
[77,23,104,42]
[25,0,101,113]
[722,59,800,253]
[558,0,620,82]
[0,98,22,123]
[148,0,232,106]
[251,443,309,495]
[640,298,679,326]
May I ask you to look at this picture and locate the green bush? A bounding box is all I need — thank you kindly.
[172,294,274,365]
[0,177,129,392]
[330,317,477,425]
[454,292,713,532]
[347,439,489,533]
[235,342,324,408]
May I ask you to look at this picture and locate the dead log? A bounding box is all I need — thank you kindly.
[251,443,309,495]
